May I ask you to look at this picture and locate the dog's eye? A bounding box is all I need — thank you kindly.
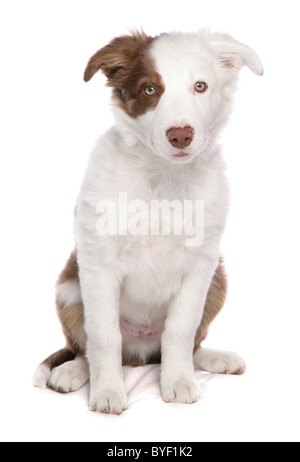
[194,82,208,93]
[144,86,157,96]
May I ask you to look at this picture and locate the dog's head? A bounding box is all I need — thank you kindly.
[84,30,263,164]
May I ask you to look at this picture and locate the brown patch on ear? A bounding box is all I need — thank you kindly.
[84,31,164,118]
[84,31,154,83]
[194,257,228,351]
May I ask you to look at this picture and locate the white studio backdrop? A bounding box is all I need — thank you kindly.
[0,0,300,442]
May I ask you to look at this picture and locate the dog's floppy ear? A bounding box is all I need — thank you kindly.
[209,33,264,76]
[84,31,153,84]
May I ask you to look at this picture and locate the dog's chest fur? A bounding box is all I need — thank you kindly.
[77,130,229,329]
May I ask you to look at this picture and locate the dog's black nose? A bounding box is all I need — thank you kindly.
[166,126,194,149]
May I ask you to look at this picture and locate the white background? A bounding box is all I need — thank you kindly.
[1,0,300,442]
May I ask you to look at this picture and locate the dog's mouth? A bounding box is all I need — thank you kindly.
[173,151,189,158]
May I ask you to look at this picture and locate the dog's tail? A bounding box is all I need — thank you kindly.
[33,348,76,389]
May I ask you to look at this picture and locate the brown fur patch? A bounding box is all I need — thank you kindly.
[55,250,85,356]
[42,348,76,372]
[84,31,165,118]
[58,302,86,355]
[122,346,162,367]
[57,249,79,285]
[194,258,228,352]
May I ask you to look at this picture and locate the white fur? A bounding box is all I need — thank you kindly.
[193,348,246,374]
[48,357,89,393]
[75,31,262,413]
[32,363,51,389]
[56,280,82,307]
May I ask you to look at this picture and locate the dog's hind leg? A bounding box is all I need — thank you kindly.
[193,258,246,375]
[33,250,88,390]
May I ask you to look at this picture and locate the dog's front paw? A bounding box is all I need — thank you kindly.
[89,383,128,415]
[161,374,201,404]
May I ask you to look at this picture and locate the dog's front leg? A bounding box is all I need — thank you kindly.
[161,257,219,404]
[80,267,128,414]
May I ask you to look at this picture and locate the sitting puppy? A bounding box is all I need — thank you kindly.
[33,30,263,414]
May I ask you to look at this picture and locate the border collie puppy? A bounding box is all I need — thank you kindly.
[33,30,263,414]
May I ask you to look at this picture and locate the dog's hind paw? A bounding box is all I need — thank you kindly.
[193,348,246,375]
[48,356,89,393]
